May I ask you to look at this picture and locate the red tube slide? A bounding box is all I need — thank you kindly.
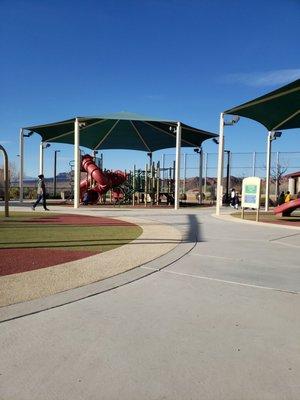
[80,155,127,203]
[274,198,300,216]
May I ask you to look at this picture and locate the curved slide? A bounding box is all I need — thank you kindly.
[80,155,127,203]
[274,198,300,217]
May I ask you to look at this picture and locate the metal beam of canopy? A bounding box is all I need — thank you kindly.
[23,112,217,209]
[216,79,300,214]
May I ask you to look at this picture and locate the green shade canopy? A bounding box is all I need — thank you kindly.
[224,79,300,131]
[24,112,217,151]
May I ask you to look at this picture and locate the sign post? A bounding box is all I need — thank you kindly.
[241,177,261,222]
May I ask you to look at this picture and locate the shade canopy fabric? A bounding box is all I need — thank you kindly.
[24,112,218,152]
[224,79,300,131]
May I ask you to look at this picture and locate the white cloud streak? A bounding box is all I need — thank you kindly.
[223,69,300,87]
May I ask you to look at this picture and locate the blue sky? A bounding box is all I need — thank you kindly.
[0,0,299,178]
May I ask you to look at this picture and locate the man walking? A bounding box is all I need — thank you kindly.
[32,174,50,211]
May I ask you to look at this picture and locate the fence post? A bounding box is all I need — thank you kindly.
[183,153,187,193]
[275,151,280,198]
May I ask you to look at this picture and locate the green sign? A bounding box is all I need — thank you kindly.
[245,185,257,194]
[242,177,261,210]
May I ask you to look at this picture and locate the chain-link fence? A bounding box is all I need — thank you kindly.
[160,151,300,202]
[2,151,300,202]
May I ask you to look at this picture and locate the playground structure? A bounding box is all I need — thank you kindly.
[78,154,176,206]
[126,161,176,206]
[80,154,127,203]
[274,198,300,217]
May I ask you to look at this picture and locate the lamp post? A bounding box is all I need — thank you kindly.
[39,142,51,175]
[194,147,203,204]
[265,131,282,211]
[19,129,34,202]
[213,138,231,206]
[224,150,231,205]
[174,122,182,210]
[53,150,60,198]
[216,114,239,215]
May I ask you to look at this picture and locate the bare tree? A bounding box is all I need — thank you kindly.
[0,161,19,183]
[271,163,288,198]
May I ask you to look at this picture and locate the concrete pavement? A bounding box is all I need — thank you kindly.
[1,205,300,399]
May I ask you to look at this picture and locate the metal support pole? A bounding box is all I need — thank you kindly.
[183,153,187,193]
[0,144,9,217]
[199,148,203,204]
[228,151,232,192]
[225,150,230,204]
[162,153,165,172]
[156,161,160,205]
[53,150,60,197]
[252,151,256,176]
[19,128,24,202]
[204,152,207,196]
[132,165,136,206]
[265,131,272,211]
[174,122,181,210]
[39,142,44,175]
[74,118,80,208]
[161,153,166,190]
[275,151,280,198]
[216,113,225,215]
[145,164,148,207]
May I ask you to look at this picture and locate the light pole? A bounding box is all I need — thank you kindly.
[216,114,239,215]
[204,152,208,195]
[19,129,34,202]
[224,150,231,204]
[194,147,203,204]
[265,131,282,211]
[39,142,51,175]
[174,122,182,210]
[53,150,60,198]
[213,138,231,205]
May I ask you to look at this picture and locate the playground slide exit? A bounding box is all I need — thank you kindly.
[274,198,300,217]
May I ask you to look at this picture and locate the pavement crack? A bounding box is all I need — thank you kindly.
[269,233,300,242]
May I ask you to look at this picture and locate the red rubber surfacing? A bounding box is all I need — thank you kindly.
[0,214,137,276]
[0,248,98,276]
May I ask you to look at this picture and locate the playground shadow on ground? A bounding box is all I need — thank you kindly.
[181,214,202,244]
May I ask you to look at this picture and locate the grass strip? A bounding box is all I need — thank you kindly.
[0,212,142,252]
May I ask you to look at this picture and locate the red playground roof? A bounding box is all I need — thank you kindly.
[285,171,300,179]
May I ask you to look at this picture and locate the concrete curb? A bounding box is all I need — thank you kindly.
[212,212,300,231]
